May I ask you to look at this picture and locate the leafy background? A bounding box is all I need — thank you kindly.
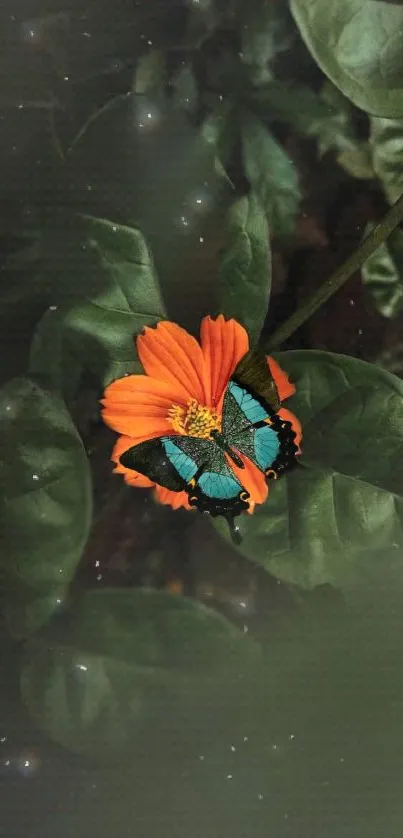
[2,1,403,836]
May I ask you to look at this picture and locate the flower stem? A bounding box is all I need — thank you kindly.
[266,191,403,349]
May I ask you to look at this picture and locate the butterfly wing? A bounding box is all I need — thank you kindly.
[232,349,281,412]
[223,380,297,477]
[119,437,186,492]
[162,436,248,516]
[119,435,249,516]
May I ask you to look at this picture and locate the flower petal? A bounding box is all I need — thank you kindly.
[137,321,207,404]
[154,485,192,510]
[266,356,296,402]
[101,374,179,438]
[111,435,155,488]
[278,407,302,453]
[200,315,249,410]
[226,451,268,513]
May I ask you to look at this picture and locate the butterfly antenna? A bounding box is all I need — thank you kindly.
[225,513,242,545]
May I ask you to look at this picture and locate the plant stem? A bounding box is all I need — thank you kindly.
[266,191,403,349]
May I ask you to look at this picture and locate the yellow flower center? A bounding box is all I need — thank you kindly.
[168,398,221,438]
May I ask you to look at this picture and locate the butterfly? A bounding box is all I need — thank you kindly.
[119,351,299,542]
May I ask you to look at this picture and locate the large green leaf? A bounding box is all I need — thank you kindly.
[240,110,301,240]
[38,213,166,387]
[370,116,403,205]
[214,193,271,344]
[21,588,259,759]
[290,0,403,118]
[0,377,92,638]
[362,225,403,319]
[214,351,403,593]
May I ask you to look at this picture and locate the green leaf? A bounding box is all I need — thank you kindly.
[65,93,233,328]
[214,351,403,593]
[290,0,403,118]
[214,193,271,344]
[28,308,83,403]
[39,213,166,386]
[362,225,403,319]
[252,80,360,157]
[241,1,295,86]
[21,588,259,759]
[133,49,167,97]
[240,110,301,240]
[0,377,92,638]
[370,116,403,205]
[170,63,198,113]
[336,144,374,180]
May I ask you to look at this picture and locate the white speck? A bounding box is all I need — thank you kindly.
[5,406,11,412]
[24,760,30,768]
[76,664,88,672]
[226,774,233,780]
[147,39,153,45]
[86,185,93,191]
[272,744,278,751]
[49,304,58,311]
[219,95,223,101]
[199,236,204,243]
[349,299,355,306]
[56,599,62,605]
[243,624,249,634]
[147,113,152,119]
[239,600,247,609]
[112,225,117,232]
[83,31,92,38]
[64,75,69,81]
[196,198,202,205]
[1,737,7,744]
[358,328,363,335]
[18,104,24,109]
[230,745,236,752]
[199,755,204,761]
[97,574,103,581]
[59,569,64,574]
[289,734,295,740]
[258,793,264,801]
[5,760,10,767]
[95,560,100,568]
[32,474,39,481]
[180,215,189,227]
[243,736,248,743]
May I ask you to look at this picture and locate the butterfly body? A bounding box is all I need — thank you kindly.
[119,350,299,540]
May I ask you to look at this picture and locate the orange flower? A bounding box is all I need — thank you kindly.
[101,315,301,514]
